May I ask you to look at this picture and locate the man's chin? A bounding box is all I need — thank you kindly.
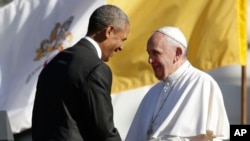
[102,57,109,62]
[155,73,164,80]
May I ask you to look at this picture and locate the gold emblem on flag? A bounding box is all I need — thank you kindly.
[34,16,74,61]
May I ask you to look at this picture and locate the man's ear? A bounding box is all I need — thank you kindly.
[176,47,183,57]
[105,25,115,38]
[173,47,183,62]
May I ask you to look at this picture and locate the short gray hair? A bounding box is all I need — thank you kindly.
[165,36,187,56]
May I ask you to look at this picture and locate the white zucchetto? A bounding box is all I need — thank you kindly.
[156,26,187,48]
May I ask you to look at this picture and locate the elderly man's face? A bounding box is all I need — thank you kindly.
[147,32,176,80]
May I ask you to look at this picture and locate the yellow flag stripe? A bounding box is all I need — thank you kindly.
[237,0,247,65]
[107,0,247,93]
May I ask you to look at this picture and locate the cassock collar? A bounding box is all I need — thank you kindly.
[84,36,102,59]
[164,60,190,83]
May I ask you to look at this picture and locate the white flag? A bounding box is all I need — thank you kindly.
[0,0,105,133]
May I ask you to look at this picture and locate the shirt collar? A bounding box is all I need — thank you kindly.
[84,36,102,59]
[165,60,190,83]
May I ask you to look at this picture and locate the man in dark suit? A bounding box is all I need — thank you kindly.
[32,4,130,141]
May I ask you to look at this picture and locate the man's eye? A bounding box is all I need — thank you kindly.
[115,48,121,52]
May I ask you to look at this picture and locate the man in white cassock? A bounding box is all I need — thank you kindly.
[125,26,229,141]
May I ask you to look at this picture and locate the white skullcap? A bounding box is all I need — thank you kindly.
[156,26,187,48]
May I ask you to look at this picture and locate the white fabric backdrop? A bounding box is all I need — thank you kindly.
[0,0,105,133]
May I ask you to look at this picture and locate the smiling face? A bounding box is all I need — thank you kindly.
[147,32,177,80]
[100,23,130,62]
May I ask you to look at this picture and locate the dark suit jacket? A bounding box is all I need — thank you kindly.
[32,38,121,141]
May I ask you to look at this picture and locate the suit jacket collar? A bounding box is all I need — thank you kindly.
[83,36,101,59]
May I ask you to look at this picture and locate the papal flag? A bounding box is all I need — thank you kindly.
[107,0,247,139]
[0,0,247,140]
[0,0,105,134]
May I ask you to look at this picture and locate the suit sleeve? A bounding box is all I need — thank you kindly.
[85,63,121,141]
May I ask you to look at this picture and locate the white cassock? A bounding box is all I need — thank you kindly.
[125,61,229,141]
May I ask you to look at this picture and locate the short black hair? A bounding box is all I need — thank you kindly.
[87,4,129,35]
